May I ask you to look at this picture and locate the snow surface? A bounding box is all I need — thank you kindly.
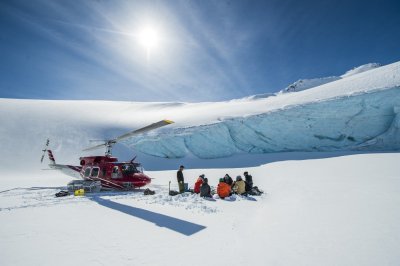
[278,63,382,94]
[341,63,382,78]
[279,76,341,94]
[1,153,400,266]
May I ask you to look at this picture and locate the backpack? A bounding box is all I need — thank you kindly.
[144,188,155,195]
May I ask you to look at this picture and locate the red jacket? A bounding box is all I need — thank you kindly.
[194,178,203,194]
[217,182,231,198]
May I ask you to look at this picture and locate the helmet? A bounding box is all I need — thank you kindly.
[219,178,224,182]
[236,175,242,181]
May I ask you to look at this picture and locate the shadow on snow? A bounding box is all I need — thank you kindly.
[89,196,206,236]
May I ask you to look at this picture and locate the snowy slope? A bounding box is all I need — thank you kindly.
[0,61,399,169]
[279,76,341,93]
[279,62,382,94]
[341,63,382,78]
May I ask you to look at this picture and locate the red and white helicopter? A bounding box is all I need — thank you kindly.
[41,120,174,191]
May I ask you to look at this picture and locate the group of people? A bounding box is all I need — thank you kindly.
[176,165,261,199]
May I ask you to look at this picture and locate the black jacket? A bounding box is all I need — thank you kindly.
[224,176,233,186]
[177,170,184,182]
[244,174,253,189]
[200,183,211,197]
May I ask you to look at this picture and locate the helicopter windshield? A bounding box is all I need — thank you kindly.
[121,164,141,175]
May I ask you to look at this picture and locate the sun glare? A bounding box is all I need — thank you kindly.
[137,26,160,58]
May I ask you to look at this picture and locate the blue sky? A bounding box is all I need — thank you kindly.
[0,0,399,102]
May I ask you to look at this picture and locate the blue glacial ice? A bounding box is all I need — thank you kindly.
[122,87,400,159]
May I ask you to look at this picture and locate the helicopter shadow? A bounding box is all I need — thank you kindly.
[89,196,206,236]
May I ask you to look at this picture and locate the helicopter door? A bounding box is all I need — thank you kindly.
[112,166,121,179]
[91,167,100,178]
[84,167,91,178]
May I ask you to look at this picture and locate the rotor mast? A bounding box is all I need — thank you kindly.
[105,140,116,156]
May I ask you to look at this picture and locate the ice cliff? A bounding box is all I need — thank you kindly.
[123,87,400,159]
[122,62,400,159]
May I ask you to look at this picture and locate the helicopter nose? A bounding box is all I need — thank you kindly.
[137,173,151,184]
[145,175,151,184]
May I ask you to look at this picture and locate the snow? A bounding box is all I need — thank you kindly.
[341,63,382,78]
[278,63,382,94]
[1,153,400,265]
[1,60,400,265]
[279,76,341,94]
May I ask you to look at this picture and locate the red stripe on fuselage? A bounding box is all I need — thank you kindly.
[82,175,125,189]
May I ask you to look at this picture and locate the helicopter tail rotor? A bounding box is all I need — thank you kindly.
[40,138,50,163]
[47,150,56,165]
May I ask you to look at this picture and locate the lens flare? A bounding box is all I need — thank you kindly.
[137,26,160,58]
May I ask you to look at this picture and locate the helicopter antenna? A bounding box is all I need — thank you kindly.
[40,138,50,163]
[82,120,174,156]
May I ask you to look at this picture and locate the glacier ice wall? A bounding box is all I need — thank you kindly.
[122,87,400,159]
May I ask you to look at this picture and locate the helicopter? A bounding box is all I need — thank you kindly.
[41,120,174,191]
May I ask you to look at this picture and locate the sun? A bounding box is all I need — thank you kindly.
[137,26,160,57]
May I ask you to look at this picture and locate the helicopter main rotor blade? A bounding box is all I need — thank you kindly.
[82,143,107,152]
[82,120,174,152]
[114,119,174,142]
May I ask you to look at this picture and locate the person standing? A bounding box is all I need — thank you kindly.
[177,165,185,193]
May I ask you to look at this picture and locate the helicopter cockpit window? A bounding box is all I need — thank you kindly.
[91,167,100,177]
[84,167,91,177]
[136,166,144,173]
[121,164,139,175]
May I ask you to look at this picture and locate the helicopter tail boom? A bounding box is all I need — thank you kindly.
[45,149,82,178]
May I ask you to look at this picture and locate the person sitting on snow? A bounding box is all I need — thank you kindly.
[244,171,253,192]
[232,175,246,195]
[217,178,231,199]
[200,178,211,198]
[223,174,234,186]
[194,174,205,194]
[243,171,263,195]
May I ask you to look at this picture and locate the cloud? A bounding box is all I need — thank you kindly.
[2,0,260,102]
